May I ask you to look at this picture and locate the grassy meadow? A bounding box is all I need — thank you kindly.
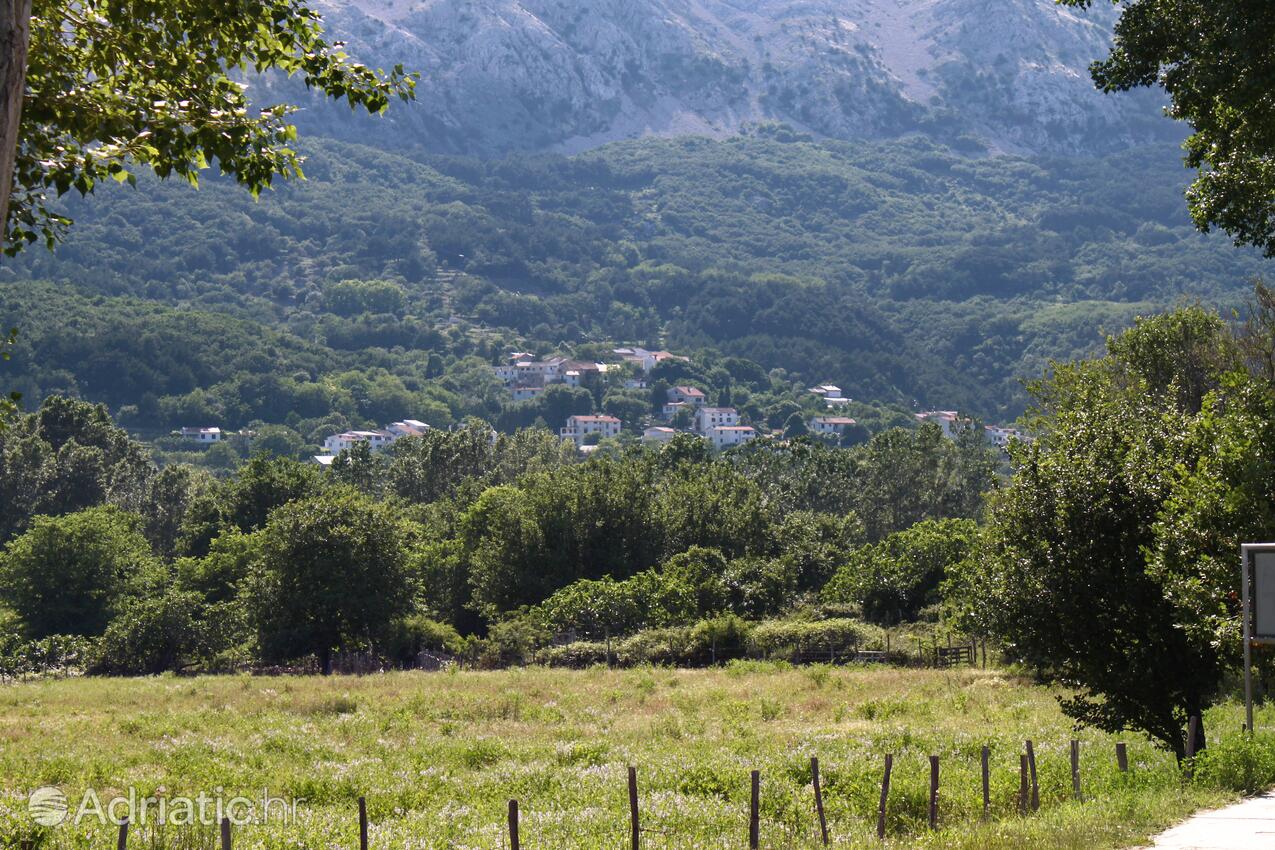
[0,664,1262,849]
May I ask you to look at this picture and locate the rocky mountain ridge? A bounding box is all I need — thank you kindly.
[264,0,1178,157]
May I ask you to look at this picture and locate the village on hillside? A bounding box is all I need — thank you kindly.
[169,346,1025,465]
[174,346,1026,464]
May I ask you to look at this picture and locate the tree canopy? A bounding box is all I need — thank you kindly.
[4,0,415,253]
[958,306,1247,758]
[1066,0,1275,254]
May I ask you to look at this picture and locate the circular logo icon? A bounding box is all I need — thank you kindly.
[28,786,68,826]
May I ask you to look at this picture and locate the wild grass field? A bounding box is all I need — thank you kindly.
[0,664,1265,849]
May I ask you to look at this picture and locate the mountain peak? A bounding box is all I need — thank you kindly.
[276,0,1177,156]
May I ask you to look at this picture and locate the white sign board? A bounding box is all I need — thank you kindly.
[1257,550,1275,640]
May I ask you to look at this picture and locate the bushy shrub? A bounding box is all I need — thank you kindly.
[0,633,97,679]
[467,615,552,669]
[824,518,977,625]
[535,571,698,640]
[691,613,753,661]
[618,626,702,666]
[536,641,611,668]
[382,614,465,667]
[92,590,213,675]
[1192,733,1275,794]
[748,618,883,659]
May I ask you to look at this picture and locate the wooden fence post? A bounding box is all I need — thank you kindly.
[358,796,368,850]
[1025,740,1039,811]
[508,799,520,850]
[628,766,640,850]
[811,757,829,846]
[1116,742,1129,773]
[981,746,990,817]
[877,754,893,839]
[1018,754,1029,815]
[1070,740,1082,801]
[220,817,231,850]
[749,770,760,850]
[928,755,940,830]
[117,818,129,850]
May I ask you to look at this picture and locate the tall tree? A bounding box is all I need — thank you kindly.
[248,486,415,673]
[968,307,1235,758]
[1,0,415,253]
[0,505,160,638]
[1064,0,1275,253]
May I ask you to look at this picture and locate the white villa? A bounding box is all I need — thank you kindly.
[313,418,435,465]
[667,385,706,406]
[695,406,740,435]
[180,426,222,443]
[388,420,430,438]
[642,426,678,444]
[561,414,622,447]
[322,430,396,455]
[915,410,964,438]
[511,385,545,402]
[808,384,851,408]
[809,416,858,437]
[985,424,1024,451]
[493,353,607,397]
[613,347,689,373]
[707,425,757,450]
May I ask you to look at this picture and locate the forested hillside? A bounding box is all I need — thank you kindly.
[1,132,1265,440]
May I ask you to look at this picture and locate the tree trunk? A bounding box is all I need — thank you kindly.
[1189,712,1206,757]
[0,0,30,237]
[319,647,332,676]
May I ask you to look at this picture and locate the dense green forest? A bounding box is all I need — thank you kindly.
[0,394,995,674]
[0,131,1266,448]
[6,300,1275,757]
[5,300,1275,759]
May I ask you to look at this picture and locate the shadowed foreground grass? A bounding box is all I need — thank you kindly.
[0,664,1261,848]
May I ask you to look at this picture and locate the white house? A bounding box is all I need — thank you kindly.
[642,426,677,444]
[667,385,706,406]
[809,416,858,437]
[708,425,757,450]
[388,420,430,439]
[915,410,964,439]
[180,426,222,443]
[695,406,740,435]
[662,401,688,419]
[808,384,851,408]
[494,353,606,395]
[613,346,689,373]
[985,425,1023,451]
[322,429,395,455]
[511,385,545,402]
[560,414,622,447]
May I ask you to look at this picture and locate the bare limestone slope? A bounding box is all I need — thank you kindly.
[263,0,1177,157]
